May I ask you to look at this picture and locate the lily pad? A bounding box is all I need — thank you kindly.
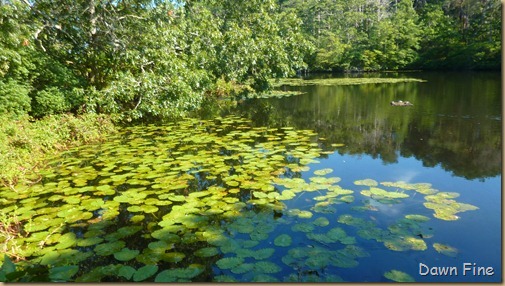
[312,217,330,227]
[291,223,315,233]
[253,261,282,273]
[94,241,126,256]
[194,247,219,258]
[133,264,159,282]
[274,234,292,247]
[118,265,136,280]
[216,257,244,270]
[155,264,204,282]
[433,243,458,257]
[231,263,255,274]
[314,168,333,176]
[114,248,140,261]
[384,269,415,282]
[354,179,378,187]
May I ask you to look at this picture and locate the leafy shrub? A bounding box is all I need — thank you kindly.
[31,87,70,117]
[0,79,31,117]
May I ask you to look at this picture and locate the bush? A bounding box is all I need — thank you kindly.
[0,80,31,117]
[31,87,70,117]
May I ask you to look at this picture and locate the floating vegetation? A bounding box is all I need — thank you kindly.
[313,168,333,176]
[0,115,481,282]
[384,270,415,282]
[433,243,459,257]
[274,234,292,247]
[354,179,378,187]
[360,187,409,204]
[216,257,244,270]
[251,90,306,99]
[423,192,479,221]
[271,77,426,87]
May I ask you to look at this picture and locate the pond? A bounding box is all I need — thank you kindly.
[0,71,501,282]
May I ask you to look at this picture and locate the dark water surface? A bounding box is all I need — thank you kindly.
[1,72,500,282]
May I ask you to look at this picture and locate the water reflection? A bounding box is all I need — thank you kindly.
[231,72,501,180]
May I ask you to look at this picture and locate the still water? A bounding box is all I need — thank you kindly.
[0,72,500,282]
[230,71,502,282]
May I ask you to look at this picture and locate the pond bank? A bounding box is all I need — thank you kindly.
[0,113,117,188]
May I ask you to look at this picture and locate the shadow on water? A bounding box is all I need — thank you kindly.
[229,71,501,180]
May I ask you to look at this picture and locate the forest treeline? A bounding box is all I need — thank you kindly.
[0,0,501,121]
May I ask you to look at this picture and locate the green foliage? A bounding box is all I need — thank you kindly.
[0,80,31,116]
[0,255,56,282]
[32,87,70,117]
[283,0,500,71]
[0,113,115,186]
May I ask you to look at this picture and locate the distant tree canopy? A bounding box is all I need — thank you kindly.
[0,0,500,120]
[280,0,501,71]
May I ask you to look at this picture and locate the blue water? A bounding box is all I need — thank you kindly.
[288,151,502,282]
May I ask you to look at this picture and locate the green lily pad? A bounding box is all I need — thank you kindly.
[354,179,378,187]
[214,275,238,282]
[194,247,219,258]
[114,248,140,261]
[384,269,415,282]
[216,257,244,270]
[433,243,458,257]
[251,274,279,282]
[253,261,282,274]
[118,265,136,280]
[291,223,315,233]
[155,264,204,282]
[94,241,126,256]
[161,252,186,263]
[54,232,77,250]
[312,217,330,227]
[314,168,333,176]
[297,210,313,219]
[274,234,292,247]
[133,264,159,282]
[253,248,275,260]
[384,236,427,251]
[405,214,431,222]
[231,263,255,274]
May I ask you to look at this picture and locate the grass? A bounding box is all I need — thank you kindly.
[0,113,116,188]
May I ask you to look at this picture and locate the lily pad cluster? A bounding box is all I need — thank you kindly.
[357,180,478,221]
[271,77,426,87]
[0,115,481,282]
[424,192,479,221]
[338,214,433,252]
[0,116,334,281]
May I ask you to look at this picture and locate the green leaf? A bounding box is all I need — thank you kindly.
[1,255,16,274]
[216,257,244,270]
[114,248,140,261]
[133,265,158,282]
[314,168,333,176]
[118,266,136,280]
[433,243,458,257]
[194,247,219,258]
[384,270,415,282]
[48,265,79,282]
[253,261,282,274]
[274,234,292,247]
[312,217,330,227]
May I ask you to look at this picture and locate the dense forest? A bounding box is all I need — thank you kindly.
[0,0,501,121]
